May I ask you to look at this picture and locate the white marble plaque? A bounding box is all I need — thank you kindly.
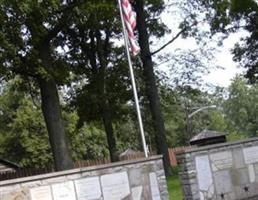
[249,164,256,183]
[132,186,143,200]
[149,172,161,200]
[210,151,233,171]
[52,181,76,200]
[101,172,130,200]
[243,146,258,164]
[74,177,102,200]
[195,155,214,192]
[30,186,52,200]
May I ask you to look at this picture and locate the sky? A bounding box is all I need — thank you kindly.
[155,1,250,88]
[202,32,248,87]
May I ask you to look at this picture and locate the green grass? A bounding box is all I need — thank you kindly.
[167,167,183,200]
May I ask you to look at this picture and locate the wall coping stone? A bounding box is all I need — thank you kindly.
[177,136,258,155]
[0,155,163,187]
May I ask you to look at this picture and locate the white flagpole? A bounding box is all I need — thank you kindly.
[117,0,148,158]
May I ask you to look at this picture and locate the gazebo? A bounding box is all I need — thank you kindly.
[189,129,227,146]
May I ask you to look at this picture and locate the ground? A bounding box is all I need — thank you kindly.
[167,167,183,200]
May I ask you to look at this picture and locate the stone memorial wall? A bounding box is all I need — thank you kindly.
[0,156,168,200]
[177,137,258,200]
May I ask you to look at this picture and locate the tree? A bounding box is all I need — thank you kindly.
[224,76,258,136]
[0,0,85,170]
[191,0,258,83]
[0,79,52,168]
[64,1,133,162]
[133,0,171,176]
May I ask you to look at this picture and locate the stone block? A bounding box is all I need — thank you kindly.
[210,151,233,171]
[128,168,143,187]
[232,148,245,169]
[214,170,233,194]
[231,168,249,186]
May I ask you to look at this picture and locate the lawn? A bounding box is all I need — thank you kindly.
[167,169,183,200]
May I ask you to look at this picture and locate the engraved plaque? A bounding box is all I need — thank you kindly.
[52,181,76,200]
[243,146,258,164]
[74,177,102,200]
[30,186,52,200]
[195,155,214,191]
[149,173,161,200]
[210,151,233,171]
[101,172,130,200]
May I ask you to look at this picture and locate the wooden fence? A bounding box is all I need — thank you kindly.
[0,148,192,181]
[0,154,147,181]
[168,146,193,167]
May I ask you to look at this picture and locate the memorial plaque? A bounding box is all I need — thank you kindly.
[214,170,232,193]
[30,186,52,200]
[74,177,102,200]
[243,146,258,164]
[248,164,256,183]
[52,181,76,200]
[195,155,214,191]
[101,172,130,200]
[149,172,161,200]
[210,151,233,171]
[131,186,142,200]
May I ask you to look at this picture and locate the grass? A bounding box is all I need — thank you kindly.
[167,167,183,200]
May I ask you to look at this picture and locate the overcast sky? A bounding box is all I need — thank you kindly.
[154,1,250,88]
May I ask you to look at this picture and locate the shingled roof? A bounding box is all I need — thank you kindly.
[0,158,20,169]
[189,129,226,146]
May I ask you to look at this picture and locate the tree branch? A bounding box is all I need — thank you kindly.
[151,27,186,56]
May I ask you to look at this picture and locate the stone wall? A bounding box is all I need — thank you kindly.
[177,137,258,200]
[0,156,168,200]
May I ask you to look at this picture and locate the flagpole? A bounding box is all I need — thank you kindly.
[117,0,148,158]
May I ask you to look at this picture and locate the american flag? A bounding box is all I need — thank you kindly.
[121,0,140,56]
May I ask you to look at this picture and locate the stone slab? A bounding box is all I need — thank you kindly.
[243,146,258,164]
[101,171,130,200]
[74,177,102,200]
[232,148,245,169]
[214,170,232,194]
[231,168,249,185]
[52,181,76,200]
[30,185,52,200]
[195,155,213,192]
[149,172,161,200]
[249,165,256,183]
[132,186,143,200]
[210,151,233,171]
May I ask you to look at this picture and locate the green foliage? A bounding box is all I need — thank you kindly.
[0,79,52,168]
[224,76,258,136]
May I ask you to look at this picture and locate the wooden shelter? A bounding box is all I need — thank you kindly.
[189,129,227,146]
[0,158,19,173]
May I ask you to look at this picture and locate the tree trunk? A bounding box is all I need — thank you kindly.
[96,31,119,162]
[134,0,171,176]
[101,102,119,162]
[37,43,73,171]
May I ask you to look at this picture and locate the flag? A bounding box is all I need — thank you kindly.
[121,0,140,56]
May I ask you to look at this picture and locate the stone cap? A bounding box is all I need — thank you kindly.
[178,136,258,155]
[0,155,163,187]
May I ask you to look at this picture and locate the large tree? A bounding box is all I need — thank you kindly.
[133,0,171,176]
[0,0,86,170]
